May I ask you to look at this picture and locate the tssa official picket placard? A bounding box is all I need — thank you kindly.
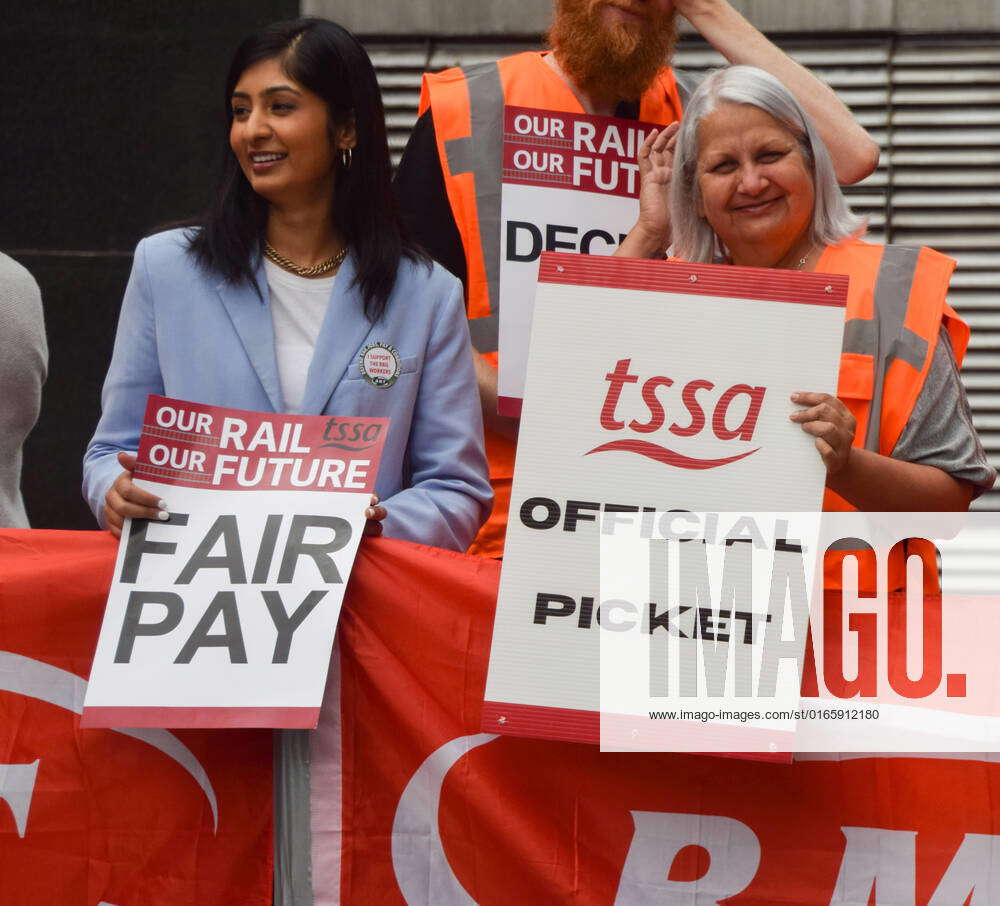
[483,253,848,746]
[497,105,663,416]
[82,395,387,729]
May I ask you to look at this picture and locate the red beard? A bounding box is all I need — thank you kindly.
[549,0,679,104]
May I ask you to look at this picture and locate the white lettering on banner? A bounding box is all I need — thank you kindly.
[392,733,500,905]
[614,811,760,905]
[831,827,916,905]
[927,834,1000,905]
[832,827,1000,906]
[0,760,39,838]
[389,737,1000,903]
[0,652,219,828]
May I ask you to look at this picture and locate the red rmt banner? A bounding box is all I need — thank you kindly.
[0,531,271,906]
[4,532,1000,903]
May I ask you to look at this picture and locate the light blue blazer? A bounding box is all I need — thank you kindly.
[83,229,492,551]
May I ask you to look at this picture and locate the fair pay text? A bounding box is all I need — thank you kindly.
[115,403,373,667]
[114,511,349,665]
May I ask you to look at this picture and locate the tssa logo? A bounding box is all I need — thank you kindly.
[587,358,766,469]
[320,417,384,451]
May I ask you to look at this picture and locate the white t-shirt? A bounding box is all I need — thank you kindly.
[264,259,336,413]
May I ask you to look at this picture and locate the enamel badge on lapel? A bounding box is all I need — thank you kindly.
[359,342,401,388]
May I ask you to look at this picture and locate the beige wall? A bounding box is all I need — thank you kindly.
[304,0,1000,37]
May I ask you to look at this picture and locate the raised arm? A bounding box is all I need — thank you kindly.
[676,0,879,185]
[616,125,677,259]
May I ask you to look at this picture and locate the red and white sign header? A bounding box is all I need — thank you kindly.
[502,105,659,199]
[135,396,386,494]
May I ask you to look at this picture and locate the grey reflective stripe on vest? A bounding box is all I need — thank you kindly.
[444,62,505,353]
[273,729,313,905]
[840,245,928,453]
[672,68,699,111]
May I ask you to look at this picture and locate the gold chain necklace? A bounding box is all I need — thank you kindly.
[794,244,817,270]
[264,242,346,278]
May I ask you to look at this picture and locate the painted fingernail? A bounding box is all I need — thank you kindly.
[158,500,169,510]
[365,508,375,519]
[157,510,170,521]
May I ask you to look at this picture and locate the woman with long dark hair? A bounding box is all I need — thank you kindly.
[83,18,491,550]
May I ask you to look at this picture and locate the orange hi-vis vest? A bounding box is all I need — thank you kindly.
[816,239,969,592]
[420,51,689,557]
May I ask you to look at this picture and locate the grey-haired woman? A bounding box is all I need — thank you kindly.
[620,65,994,511]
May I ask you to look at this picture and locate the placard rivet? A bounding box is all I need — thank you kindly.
[498,715,507,725]
[689,274,698,283]
[556,265,565,273]
[825,285,833,293]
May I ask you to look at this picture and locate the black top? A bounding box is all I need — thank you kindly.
[394,110,469,293]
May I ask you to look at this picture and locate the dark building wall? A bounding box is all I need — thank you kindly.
[6,1,297,529]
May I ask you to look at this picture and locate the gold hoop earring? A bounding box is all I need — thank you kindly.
[341,147,352,169]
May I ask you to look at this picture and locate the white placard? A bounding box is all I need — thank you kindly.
[497,104,662,415]
[82,395,387,728]
[483,253,848,748]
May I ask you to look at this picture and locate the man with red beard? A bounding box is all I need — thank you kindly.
[394,0,879,558]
